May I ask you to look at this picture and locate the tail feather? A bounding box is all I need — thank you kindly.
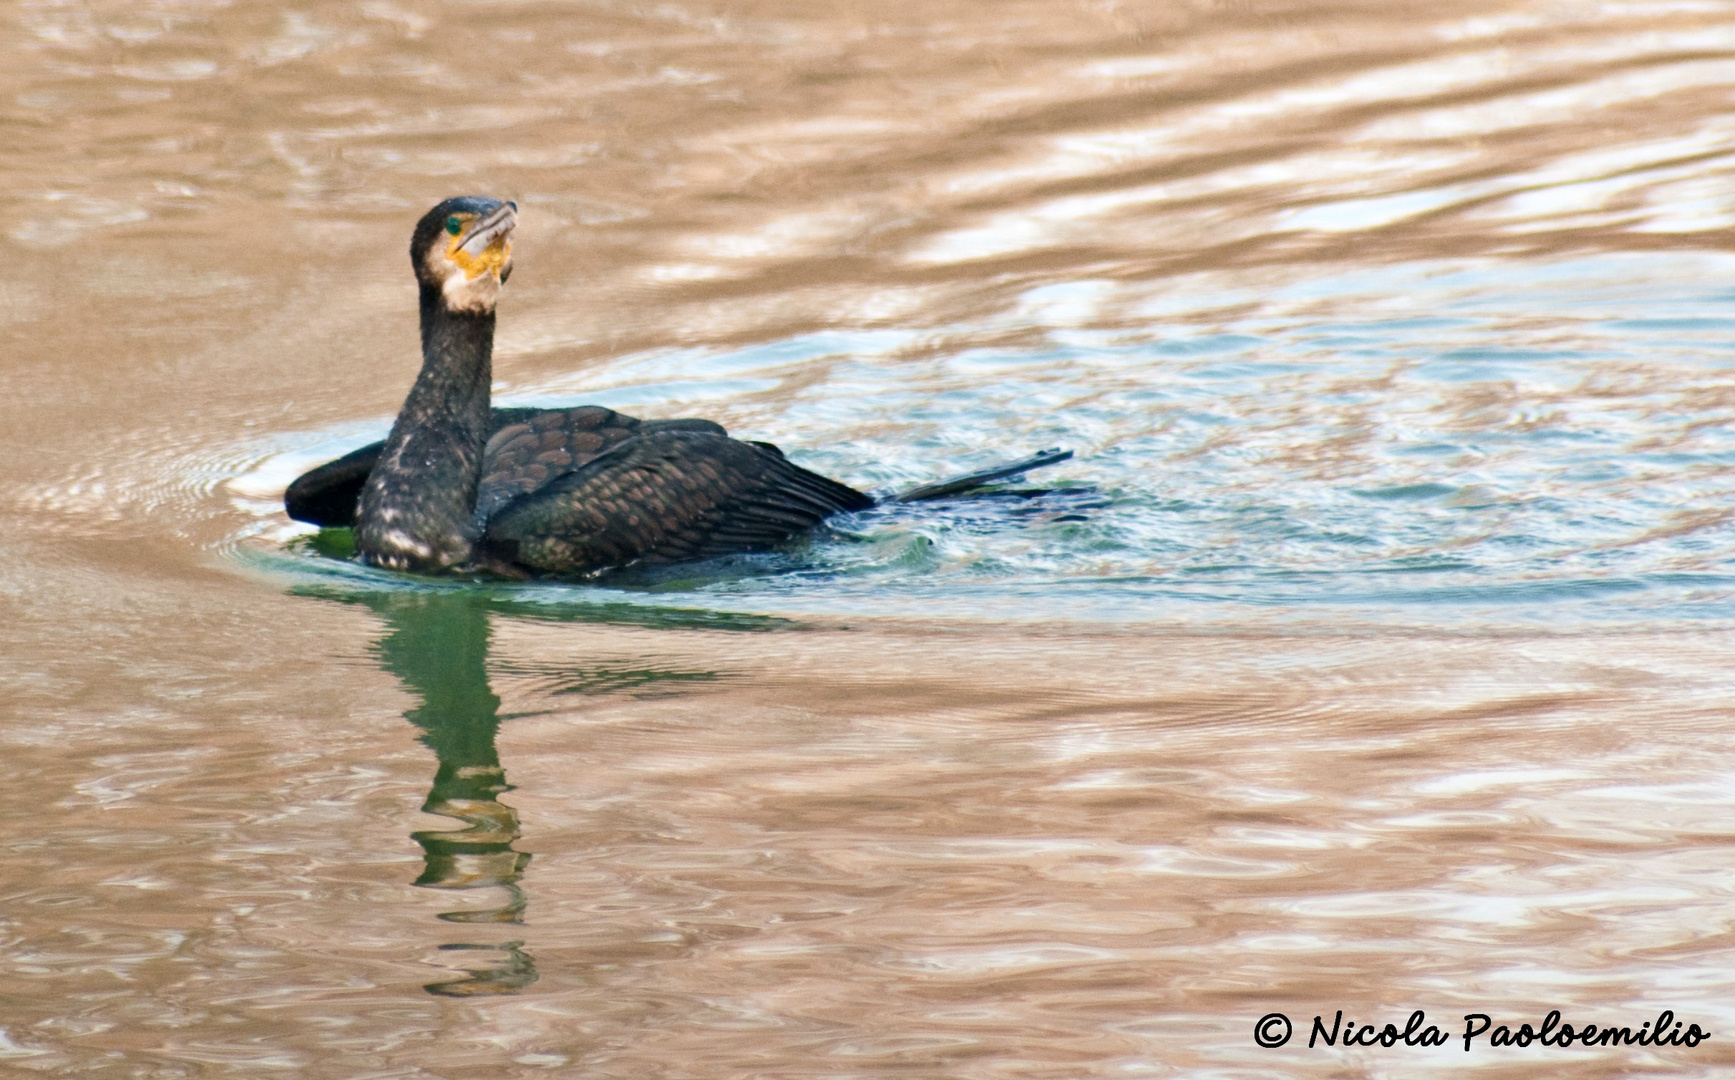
[891,448,1073,503]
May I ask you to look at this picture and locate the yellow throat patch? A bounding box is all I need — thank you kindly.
[448,231,511,280]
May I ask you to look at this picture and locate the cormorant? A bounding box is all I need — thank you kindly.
[285,196,1069,577]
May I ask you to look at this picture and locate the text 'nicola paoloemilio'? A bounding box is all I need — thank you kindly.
[1305,1009,1709,1050]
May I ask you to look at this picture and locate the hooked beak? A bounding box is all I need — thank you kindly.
[459,200,517,257]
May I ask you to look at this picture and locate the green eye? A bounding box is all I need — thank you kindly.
[444,216,462,236]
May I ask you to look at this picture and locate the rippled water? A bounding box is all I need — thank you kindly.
[244,252,1735,626]
[7,0,1735,1076]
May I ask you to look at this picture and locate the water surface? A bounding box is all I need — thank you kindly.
[6,0,1735,1075]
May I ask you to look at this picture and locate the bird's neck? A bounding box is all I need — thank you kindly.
[354,289,496,573]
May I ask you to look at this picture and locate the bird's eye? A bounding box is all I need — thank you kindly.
[445,216,462,236]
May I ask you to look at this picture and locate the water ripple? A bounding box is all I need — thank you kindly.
[209,251,1735,630]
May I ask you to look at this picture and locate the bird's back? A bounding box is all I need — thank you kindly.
[477,429,873,576]
[473,405,726,527]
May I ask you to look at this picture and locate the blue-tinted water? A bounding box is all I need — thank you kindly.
[236,253,1735,629]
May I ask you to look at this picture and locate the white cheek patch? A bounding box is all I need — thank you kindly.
[442,270,502,314]
[424,244,507,314]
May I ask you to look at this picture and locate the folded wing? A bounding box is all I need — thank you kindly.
[283,405,725,529]
[472,406,729,526]
[477,431,873,575]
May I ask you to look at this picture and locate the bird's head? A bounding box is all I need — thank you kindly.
[411,196,517,314]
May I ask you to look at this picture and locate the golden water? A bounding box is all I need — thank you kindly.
[5,0,1735,1075]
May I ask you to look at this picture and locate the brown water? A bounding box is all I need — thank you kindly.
[8,0,1735,1075]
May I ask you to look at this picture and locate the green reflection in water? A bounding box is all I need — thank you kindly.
[366,591,537,996]
[288,562,769,997]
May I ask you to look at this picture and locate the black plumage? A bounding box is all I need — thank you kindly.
[287,196,874,578]
[283,407,726,529]
[478,431,872,574]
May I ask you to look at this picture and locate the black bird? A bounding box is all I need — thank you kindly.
[285,196,1070,578]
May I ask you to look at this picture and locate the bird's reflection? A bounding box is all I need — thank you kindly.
[366,591,537,996]
[295,575,783,997]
